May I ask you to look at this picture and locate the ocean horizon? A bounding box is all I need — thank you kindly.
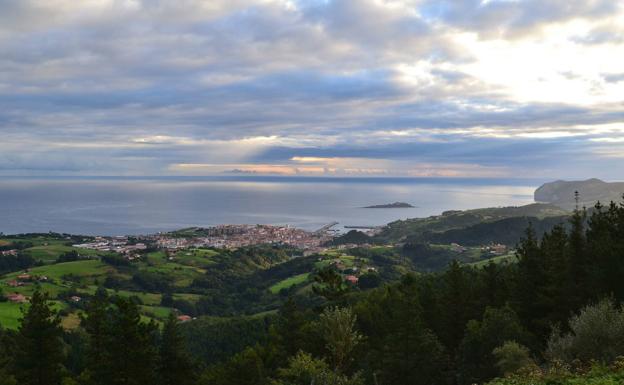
[0,176,542,236]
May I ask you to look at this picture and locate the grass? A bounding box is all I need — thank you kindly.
[4,282,67,298]
[269,273,310,294]
[173,248,219,268]
[25,244,112,263]
[140,305,173,319]
[23,244,75,261]
[0,301,24,329]
[469,253,517,268]
[0,240,10,247]
[3,260,112,282]
[143,262,204,288]
[173,293,203,302]
[61,312,82,330]
[0,300,66,330]
[109,289,162,306]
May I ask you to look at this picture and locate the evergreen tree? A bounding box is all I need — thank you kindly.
[514,224,547,335]
[440,260,473,352]
[313,267,347,301]
[458,306,532,385]
[567,192,589,309]
[83,296,158,385]
[0,327,17,385]
[272,297,308,358]
[159,313,196,385]
[356,276,448,385]
[81,288,109,385]
[540,224,571,327]
[586,201,624,300]
[15,290,65,385]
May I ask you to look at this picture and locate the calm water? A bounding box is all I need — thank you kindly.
[0,177,541,236]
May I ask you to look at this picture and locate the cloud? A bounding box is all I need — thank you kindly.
[0,0,623,179]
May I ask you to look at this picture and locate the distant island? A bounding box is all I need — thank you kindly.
[363,202,415,209]
[535,178,624,210]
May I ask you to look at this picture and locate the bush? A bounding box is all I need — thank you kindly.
[547,299,624,365]
[493,341,535,377]
[459,306,533,385]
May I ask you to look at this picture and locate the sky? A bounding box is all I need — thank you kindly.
[1,0,623,179]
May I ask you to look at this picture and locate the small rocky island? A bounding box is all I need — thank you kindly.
[363,202,415,209]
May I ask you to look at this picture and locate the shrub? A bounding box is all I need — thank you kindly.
[546,299,624,365]
[492,341,535,377]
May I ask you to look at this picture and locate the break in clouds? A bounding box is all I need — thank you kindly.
[1,0,623,178]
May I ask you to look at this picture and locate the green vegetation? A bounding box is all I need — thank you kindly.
[269,273,310,294]
[375,203,568,244]
[3,199,624,385]
[0,302,22,329]
[487,365,624,385]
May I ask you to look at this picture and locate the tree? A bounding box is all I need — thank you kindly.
[492,341,535,377]
[514,224,548,335]
[83,296,158,385]
[0,327,17,385]
[357,272,381,290]
[439,260,473,351]
[273,352,363,385]
[567,196,588,309]
[539,224,570,327]
[318,307,363,373]
[458,306,532,385]
[272,297,309,359]
[81,288,109,384]
[200,346,268,385]
[546,298,624,365]
[313,267,347,301]
[159,313,196,385]
[15,290,65,385]
[356,276,448,385]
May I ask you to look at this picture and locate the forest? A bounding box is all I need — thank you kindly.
[1,199,624,385]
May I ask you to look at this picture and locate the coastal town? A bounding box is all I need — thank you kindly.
[72,224,338,256]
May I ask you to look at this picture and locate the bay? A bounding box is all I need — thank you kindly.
[0,176,542,236]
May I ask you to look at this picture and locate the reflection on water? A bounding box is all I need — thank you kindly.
[0,177,538,236]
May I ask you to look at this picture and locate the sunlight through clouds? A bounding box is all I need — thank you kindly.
[0,0,623,178]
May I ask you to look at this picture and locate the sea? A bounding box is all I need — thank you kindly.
[0,176,544,236]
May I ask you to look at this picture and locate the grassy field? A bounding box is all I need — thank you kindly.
[0,302,23,329]
[469,253,517,268]
[140,305,173,319]
[143,260,205,288]
[173,248,219,268]
[0,240,10,247]
[24,244,111,263]
[3,260,112,281]
[23,244,75,261]
[61,312,82,329]
[0,300,67,330]
[269,273,310,294]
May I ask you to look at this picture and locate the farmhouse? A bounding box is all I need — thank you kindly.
[345,275,359,285]
[7,293,27,303]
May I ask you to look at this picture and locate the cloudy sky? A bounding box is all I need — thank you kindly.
[1,0,623,179]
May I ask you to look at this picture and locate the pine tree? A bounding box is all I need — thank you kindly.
[514,223,547,334]
[159,313,196,385]
[540,224,570,327]
[81,287,109,385]
[567,194,588,309]
[15,290,65,385]
[440,260,472,352]
[272,297,308,358]
[357,275,448,385]
[104,298,158,385]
